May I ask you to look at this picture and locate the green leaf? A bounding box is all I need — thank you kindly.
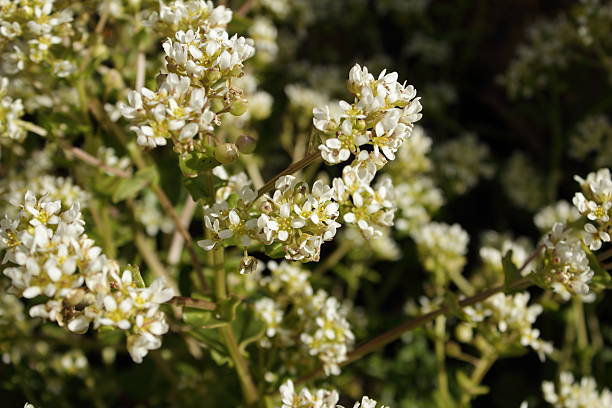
[183,174,209,202]
[179,151,219,174]
[502,250,521,291]
[111,166,159,203]
[233,304,266,354]
[444,291,466,320]
[183,295,240,329]
[264,242,286,259]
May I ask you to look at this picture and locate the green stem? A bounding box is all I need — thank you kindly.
[212,245,259,405]
[435,315,451,404]
[460,354,497,406]
[573,299,591,375]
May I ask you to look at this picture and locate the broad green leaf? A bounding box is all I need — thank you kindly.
[502,250,521,291]
[111,166,159,203]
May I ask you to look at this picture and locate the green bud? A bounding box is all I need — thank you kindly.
[236,135,256,154]
[214,143,239,164]
[230,98,249,116]
[355,119,366,130]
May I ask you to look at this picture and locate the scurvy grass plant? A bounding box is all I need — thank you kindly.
[1,0,612,407]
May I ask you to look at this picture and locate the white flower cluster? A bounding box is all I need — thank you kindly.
[199,174,340,263]
[134,191,174,237]
[541,223,595,301]
[97,146,132,177]
[333,163,396,238]
[315,64,422,167]
[0,149,89,217]
[500,15,573,99]
[534,200,580,232]
[255,261,354,376]
[386,126,443,232]
[285,84,330,119]
[278,380,389,408]
[0,191,174,363]
[501,152,549,212]
[479,231,534,278]
[249,17,278,64]
[573,168,612,250]
[119,73,216,151]
[0,0,75,76]
[463,292,553,361]
[0,76,27,144]
[412,222,469,281]
[121,1,255,152]
[147,0,233,36]
[542,372,612,408]
[570,115,612,169]
[433,133,494,195]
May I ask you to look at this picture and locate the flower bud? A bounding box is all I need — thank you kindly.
[214,143,239,164]
[236,135,256,154]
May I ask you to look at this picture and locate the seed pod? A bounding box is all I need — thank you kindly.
[236,135,256,154]
[214,143,239,164]
[230,98,248,116]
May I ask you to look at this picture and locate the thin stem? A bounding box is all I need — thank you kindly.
[448,268,475,296]
[236,0,256,16]
[135,51,146,91]
[255,151,321,200]
[434,315,451,404]
[313,240,351,275]
[167,296,216,310]
[596,247,612,262]
[168,195,197,266]
[212,245,259,405]
[16,119,48,137]
[133,229,179,295]
[460,354,497,406]
[296,276,533,386]
[66,146,132,178]
[88,99,207,291]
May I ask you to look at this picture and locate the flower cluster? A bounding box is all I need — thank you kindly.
[278,380,389,408]
[433,133,494,196]
[386,126,443,232]
[199,174,340,263]
[540,223,595,301]
[0,0,75,76]
[463,292,553,361]
[119,73,216,151]
[412,222,469,284]
[146,0,233,37]
[573,168,612,251]
[333,163,396,238]
[534,200,580,232]
[479,231,534,278]
[255,261,354,376]
[0,76,27,145]
[542,372,612,408]
[121,2,255,152]
[0,191,174,363]
[315,64,422,167]
[570,115,612,169]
